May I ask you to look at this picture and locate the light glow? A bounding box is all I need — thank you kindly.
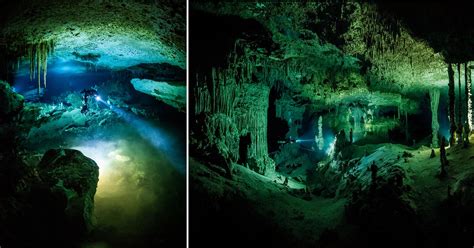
[72,141,118,194]
[95,98,185,173]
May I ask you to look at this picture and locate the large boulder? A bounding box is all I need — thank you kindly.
[36,149,99,236]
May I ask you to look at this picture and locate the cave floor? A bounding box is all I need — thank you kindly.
[401,137,474,225]
[20,98,185,248]
[191,135,474,246]
[190,158,348,246]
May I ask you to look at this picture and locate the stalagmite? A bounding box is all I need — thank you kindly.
[317,116,324,150]
[430,89,440,147]
[448,63,456,146]
[439,136,448,178]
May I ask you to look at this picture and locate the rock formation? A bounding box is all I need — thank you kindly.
[37,148,99,235]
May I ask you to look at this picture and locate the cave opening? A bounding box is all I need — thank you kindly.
[238,132,251,166]
[267,84,289,154]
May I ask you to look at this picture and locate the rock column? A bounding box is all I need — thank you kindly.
[430,89,440,147]
[448,63,456,146]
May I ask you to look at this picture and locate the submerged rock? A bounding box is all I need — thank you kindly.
[131,78,186,111]
[37,148,99,235]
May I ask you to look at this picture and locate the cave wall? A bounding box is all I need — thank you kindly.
[193,65,275,174]
[190,11,279,175]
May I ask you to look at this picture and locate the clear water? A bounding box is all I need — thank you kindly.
[14,59,186,247]
[14,59,111,102]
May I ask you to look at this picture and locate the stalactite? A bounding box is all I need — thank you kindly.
[397,105,400,120]
[405,110,408,141]
[26,40,54,95]
[192,39,281,175]
[43,43,48,88]
[467,62,473,131]
[465,63,468,122]
[231,83,270,174]
[37,44,42,95]
[211,67,216,112]
[430,89,440,147]
[448,63,456,146]
[457,63,463,144]
[28,46,33,82]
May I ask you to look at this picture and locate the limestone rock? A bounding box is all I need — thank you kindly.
[0,81,24,122]
[2,0,185,69]
[37,148,99,235]
[192,113,239,169]
[131,78,186,111]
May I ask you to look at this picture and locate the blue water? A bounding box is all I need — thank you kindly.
[15,58,186,246]
[97,98,186,173]
[13,58,112,101]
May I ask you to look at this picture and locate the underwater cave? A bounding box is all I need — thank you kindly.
[0,0,185,247]
[190,1,474,248]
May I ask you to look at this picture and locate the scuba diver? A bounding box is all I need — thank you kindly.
[277,136,296,144]
[80,87,98,114]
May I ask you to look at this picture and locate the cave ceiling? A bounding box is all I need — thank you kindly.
[0,0,185,70]
[192,0,469,113]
